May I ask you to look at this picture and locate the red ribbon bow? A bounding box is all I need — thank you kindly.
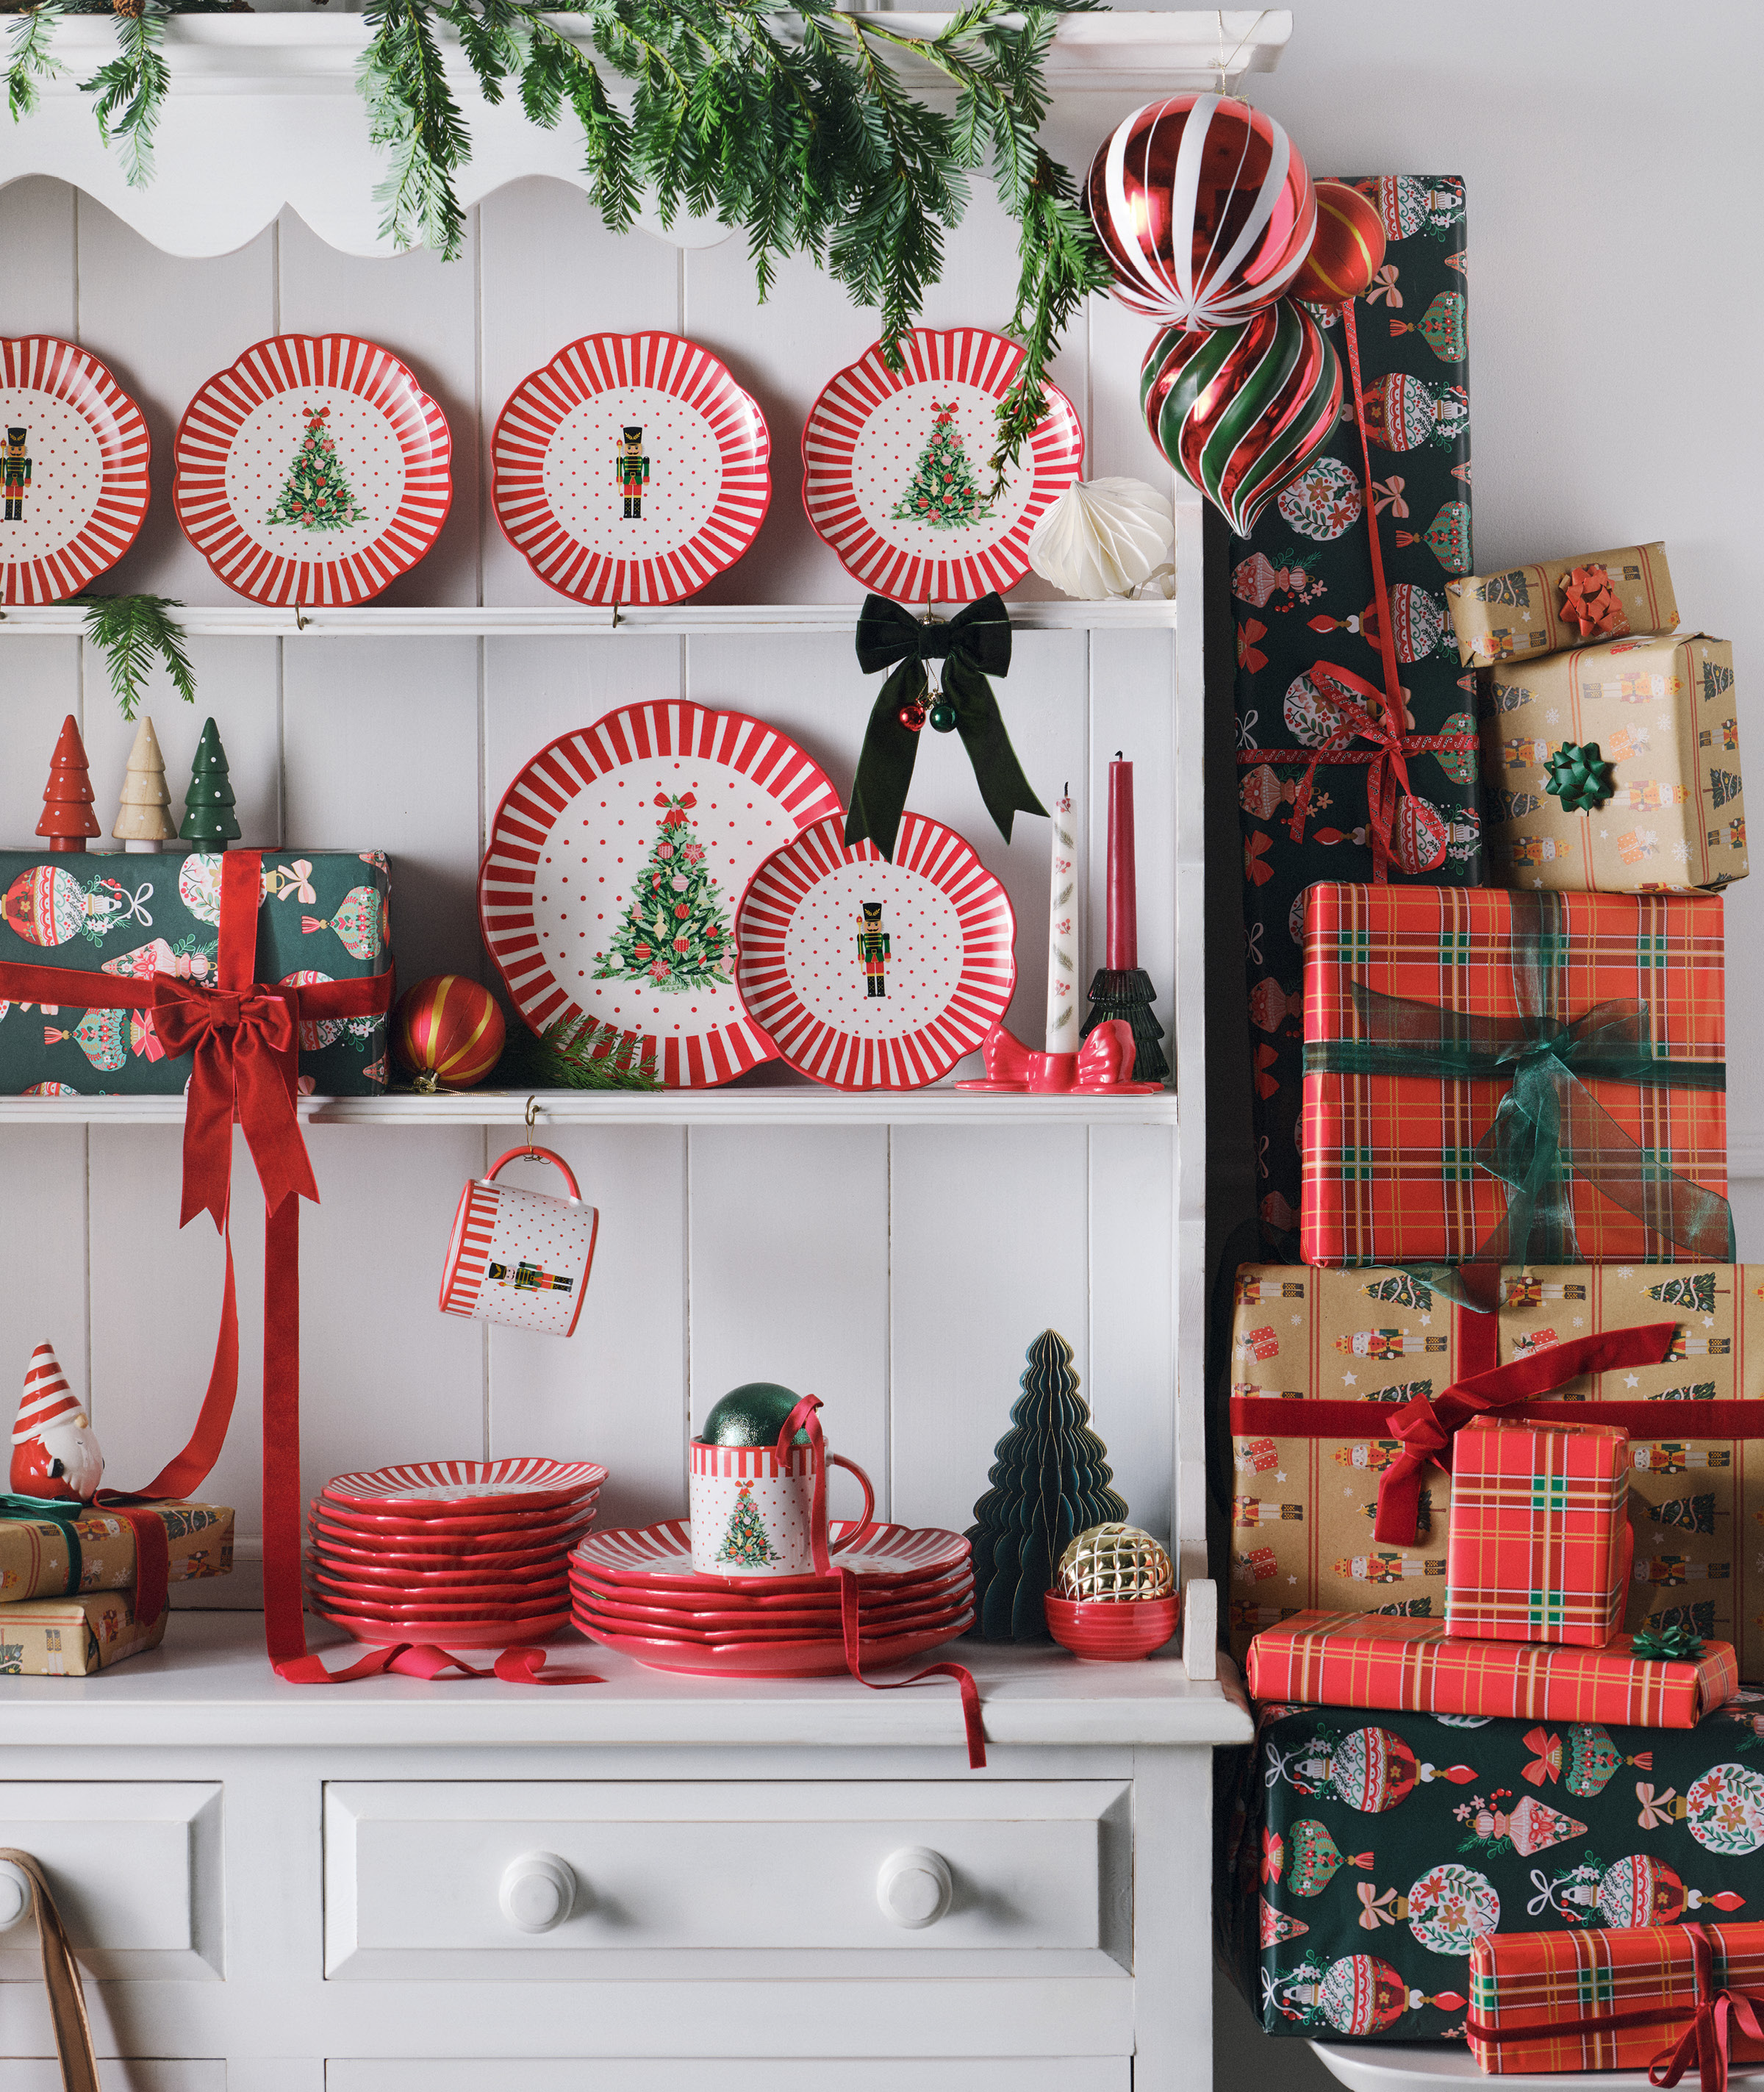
[1560,563,1626,640]
[1284,661,1437,883]
[1649,1925,1764,2092]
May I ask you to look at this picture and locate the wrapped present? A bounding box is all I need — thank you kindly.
[1220,1692,1764,2043]
[1231,175,1476,1260]
[1467,1919,1764,2078]
[1243,1611,1738,1726]
[1447,542,1678,667]
[1299,883,1730,1269]
[0,849,392,1095]
[1483,634,1746,894]
[0,1588,168,1675]
[0,1500,232,1603]
[1444,1418,1632,1647]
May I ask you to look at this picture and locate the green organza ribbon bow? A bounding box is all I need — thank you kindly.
[1631,1622,1704,1662]
[1544,739,1616,814]
[847,593,1046,861]
[1304,891,1734,1269]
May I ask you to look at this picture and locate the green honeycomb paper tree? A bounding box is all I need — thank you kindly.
[965,1328,1128,1641]
[179,717,240,846]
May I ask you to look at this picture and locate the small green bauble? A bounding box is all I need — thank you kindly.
[697,1381,809,1447]
[928,698,958,734]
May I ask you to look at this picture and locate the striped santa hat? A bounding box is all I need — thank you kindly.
[14,1344,82,1444]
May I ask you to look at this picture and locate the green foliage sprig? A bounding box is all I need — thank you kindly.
[80,593,196,722]
[495,1011,662,1093]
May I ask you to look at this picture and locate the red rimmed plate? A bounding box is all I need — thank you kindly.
[321,1458,607,1519]
[309,1583,571,1622]
[0,338,151,606]
[312,1604,570,1649]
[570,1611,973,1678]
[173,333,452,606]
[480,702,842,1089]
[312,1567,569,1610]
[573,1519,969,1591]
[800,327,1083,601]
[492,331,770,605]
[567,1555,972,1613]
[735,812,1015,1089]
[569,1587,972,1644]
[310,1543,571,1588]
[309,1528,574,1575]
[310,1502,594,1547]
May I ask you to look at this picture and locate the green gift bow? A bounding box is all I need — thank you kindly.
[1304,890,1734,1268]
[0,1494,85,1596]
[847,593,1046,861]
[1544,739,1616,814]
[1631,1621,1704,1662]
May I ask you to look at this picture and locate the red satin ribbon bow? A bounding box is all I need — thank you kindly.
[1372,1322,1679,1544]
[1285,660,1435,882]
[1560,564,1625,640]
[1649,1924,1764,2092]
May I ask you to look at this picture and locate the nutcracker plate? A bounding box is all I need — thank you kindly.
[173,334,452,606]
[480,702,842,1087]
[0,337,151,605]
[734,812,1016,1089]
[801,327,1083,601]
[492,332,771,604]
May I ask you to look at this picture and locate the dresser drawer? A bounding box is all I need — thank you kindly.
[324,1780,1130,1980]
[329,2062,1130,2091]
[0,2069,222,2092]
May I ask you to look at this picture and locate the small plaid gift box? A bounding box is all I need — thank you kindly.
[1299,883,1731,1268]
[1445,1416,1632,1647]
[1467,1920,1764,2081]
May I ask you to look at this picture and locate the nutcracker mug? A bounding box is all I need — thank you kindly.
[439,1145,598,1337]
[690,1402,877,1578]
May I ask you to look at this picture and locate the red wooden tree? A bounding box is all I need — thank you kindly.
[36,714,99,853]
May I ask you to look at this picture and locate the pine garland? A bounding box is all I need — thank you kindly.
[79,593,197,722]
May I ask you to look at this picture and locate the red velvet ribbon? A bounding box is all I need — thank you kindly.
[273,1642,603,1686]
[839,1569,986,1769]
[1372,1322,1679,1544]
[778,1394,832,1575]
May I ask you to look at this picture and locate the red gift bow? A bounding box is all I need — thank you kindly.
[1372,1322,1679,1544]
[1560,563,1625,640]
[1280,660,1450,882]
[1650,1925,1764,2092]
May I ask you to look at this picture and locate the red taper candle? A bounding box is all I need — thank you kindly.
[1105,755,1138,971]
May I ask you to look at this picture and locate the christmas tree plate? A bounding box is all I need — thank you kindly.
[570,1611,974,1677]
[173,334,452,606]
[800,327,1083,601]
[481,702,842,1087]
[321,1457,607,1519]
[492,332,771,605]
[313,1604,570,1649]
[573,1518,970,1591]
[734,812,1016,1089]
[0,338,151,606]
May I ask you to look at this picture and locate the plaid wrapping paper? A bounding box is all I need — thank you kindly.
[1244,1611,1738,1725]
[0,1502,231,1603]
[0,1587,168,1675]
[1298,883,1728,1268]
[1484,634,1746,894]
[1232,175,1476,1261]
[1445,1419,1630,1647]
[1466,1920,1764,2075]
[1447,541,1679,667]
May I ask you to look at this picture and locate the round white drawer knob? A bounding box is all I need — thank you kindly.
[876,1845,952,1930]
[498,1852,576,1933]
[0,1864,29,1932]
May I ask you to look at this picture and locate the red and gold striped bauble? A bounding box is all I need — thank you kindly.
[1291,179,1386,307]
[392,975,506,1092]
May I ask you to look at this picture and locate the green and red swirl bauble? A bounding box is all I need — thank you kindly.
[1140,298,1342,536]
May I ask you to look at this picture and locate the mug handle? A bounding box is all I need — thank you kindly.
[827,1455,878,1555]
[484,1144,582,1203]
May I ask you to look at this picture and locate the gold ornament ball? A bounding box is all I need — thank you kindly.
[1055,1522,1174,1602]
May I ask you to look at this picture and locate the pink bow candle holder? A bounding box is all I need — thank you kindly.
[955,1016,1162,1096]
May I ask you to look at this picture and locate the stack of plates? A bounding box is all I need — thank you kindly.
[307,1458,607,1648]
[570,1518,973,1677]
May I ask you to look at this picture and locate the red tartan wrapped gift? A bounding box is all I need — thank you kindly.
[1445,1416,1632,1647]
[1299,884,1731,1268]
[1468,1920,1764,2080]
[1244,1611,1738,1727]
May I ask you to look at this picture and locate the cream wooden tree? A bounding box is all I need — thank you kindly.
[112,715,176,853]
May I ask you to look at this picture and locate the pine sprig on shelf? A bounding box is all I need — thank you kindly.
[79,594,197,722]
[6,0,65,121]
[495,1012,662,1094]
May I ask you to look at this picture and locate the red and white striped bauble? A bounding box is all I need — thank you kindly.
[1086,93,1316,328]
[394,975,506,1093]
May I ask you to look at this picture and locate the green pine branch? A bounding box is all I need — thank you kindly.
[79,593,196,723]
[7,0,65,122]
[494,1012,662,1092]
[81,1,168,187]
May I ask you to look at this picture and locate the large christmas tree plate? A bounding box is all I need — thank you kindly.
[573,1517,969,1591]
[735,812,1016,1089]
[481,702,842,1087]
[801,327,1083,601]
[0,338,151,606]
[173,334,452,606]
[492,331,771,604]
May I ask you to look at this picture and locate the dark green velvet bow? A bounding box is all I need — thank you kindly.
[1544,739,1616,814]
[0,1494,84,1594]
[1631,1622,1704,1662]
[1305,891,1734,1269]
[847,593,1046,861]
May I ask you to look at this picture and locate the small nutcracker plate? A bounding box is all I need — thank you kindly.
[735,812,1015,1089]
[481,701,843,1087]
[0,338,151,605]
[321,1456,606,1519]
[800,327,1083,601]
[173,334,452,606]
[492,331,770,604]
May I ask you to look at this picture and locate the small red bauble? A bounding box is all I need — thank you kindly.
[393,973,506,1093]
[1291,179,1388,307]
[897,701,928,734]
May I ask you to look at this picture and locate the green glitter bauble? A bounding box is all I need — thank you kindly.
[697,1381,810,1447]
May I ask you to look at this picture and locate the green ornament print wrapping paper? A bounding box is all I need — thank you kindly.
[0,850,392,1096]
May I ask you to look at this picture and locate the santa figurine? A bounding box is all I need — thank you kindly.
[10,1344,104,1502]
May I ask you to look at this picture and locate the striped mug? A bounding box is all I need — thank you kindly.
[439,1145,599,1337]
[690,1425,876,1579]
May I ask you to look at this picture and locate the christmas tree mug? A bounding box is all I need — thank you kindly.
[439,1146,600,1338]
[690,1394,876,1579]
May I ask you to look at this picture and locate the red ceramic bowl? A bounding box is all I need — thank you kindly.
[1043,1592,1180,1662]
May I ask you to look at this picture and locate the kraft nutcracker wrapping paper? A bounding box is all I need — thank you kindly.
[1232,175,1475,1261]
[1447,542,1679,668]
[1220,1692,1764,2043]
[0,1588,168,1675]
[1484,634,1746,894]
[1299,883,1729,1270]
[0,850,392,1096]
[0,1502,231,1603]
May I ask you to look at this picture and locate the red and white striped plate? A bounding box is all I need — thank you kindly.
[321,1458,606,1517]
[800,328,1083,602]
[173,334,452,606]
[492,331,770,604]
[0,338,151,605]
[480,702,842,1088]
[735,812,1015,1089]
[575,1519,970,1591]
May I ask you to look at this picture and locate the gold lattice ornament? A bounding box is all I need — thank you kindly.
[1055,1522,1174,1602]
